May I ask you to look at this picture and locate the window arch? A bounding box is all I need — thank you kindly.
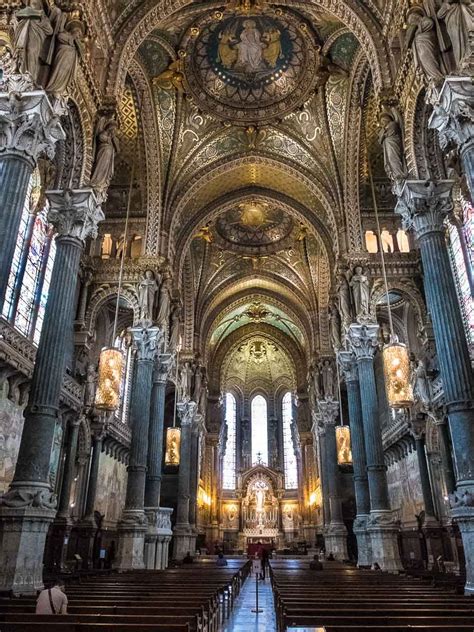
[222,392,237,489]
[251,394,268,465]
[2,173,56,345]
[282,391,298,489]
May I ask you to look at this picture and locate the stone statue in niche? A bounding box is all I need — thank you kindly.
[349,266,370,321]
[405,5,447,82]
[320,359,335,400]
[412,357,432,405]
[437,0,472,68]
[138,269,159,323]
[169,304,181,351]
[179,361,193,401]
[193,365,203,403]
[46,14,85,97]
[84,363,97,407]
[156,276,172,328]
[199,375,208,414]
[90,114,119,192]
[13,0,54,84]
[378,107,407,182]
[329,301,341,349]
[336,271,352,327]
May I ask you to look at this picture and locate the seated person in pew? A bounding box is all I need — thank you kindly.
[36,578,68,615]
[309,555,323,570]
[182,551,194,564]
[216,552,228,567]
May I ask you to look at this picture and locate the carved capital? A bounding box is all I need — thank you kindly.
[395,180,454,240]
[47,189,104,243]
[346,323,379,360]
[409,415,427,440]
[318,399,340,426]
[429,77,474,152]
[154,352,174,384]
[338,351,358,383]
[0,90,65,165]
[131,326,162,362]
[177,400,198,426]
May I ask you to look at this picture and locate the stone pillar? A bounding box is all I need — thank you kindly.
[48,415,81,570]
[312,415,331,529]
[429,78,474,199]
[431,412,456,495]
[117,326,161,570]
[145,353,173,508]
[0,90,64,310]
[144,507,173,570]
[396,180,474,592]
[318,399,348,560]
[339,351,372,567]
[76,424,105,569]
[347,323,403,572]
[0,189,102,594]
[207,435,220,546]
[188,413,202,533]
[173,400,197,560]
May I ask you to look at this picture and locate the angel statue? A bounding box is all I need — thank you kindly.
[90,115,119,192]
[378,107,407,182]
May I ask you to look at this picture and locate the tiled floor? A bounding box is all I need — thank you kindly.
[223,573,277,632]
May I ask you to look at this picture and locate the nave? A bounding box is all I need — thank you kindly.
[1,558,473,631]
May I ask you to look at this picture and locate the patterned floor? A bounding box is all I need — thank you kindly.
[223,572,277,632]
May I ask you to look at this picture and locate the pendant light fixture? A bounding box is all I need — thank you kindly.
[95,159,135,411]
[335,358,352,465]
[165,349,181,466]
[367,132,413,409]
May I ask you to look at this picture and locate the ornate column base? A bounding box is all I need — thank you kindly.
[144,507,173,569]
[451,504,474,594]
[116,510,147,570]
[368,510,403,572]
[353,514,372,567]
[325,521,348,560]
[0,503,56,595]
[173,524,195,560]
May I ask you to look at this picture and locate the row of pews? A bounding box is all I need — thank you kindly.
[270,559,474,632]
[0,559,250,631]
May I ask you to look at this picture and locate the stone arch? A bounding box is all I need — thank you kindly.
[85,286,140,334]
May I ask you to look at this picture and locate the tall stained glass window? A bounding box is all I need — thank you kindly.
[251,395,268,465]
[447,197,474,353]
[222,392,236,489]
[282,391,298,489]
[2,174,56,345]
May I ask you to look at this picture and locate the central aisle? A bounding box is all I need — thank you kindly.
[223,574,277,632]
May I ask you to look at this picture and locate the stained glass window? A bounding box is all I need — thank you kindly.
[2,174,56,346]
[282,391,298,489]
[447,198,474,353]
[251,395,268,465]
[222,392,236,489]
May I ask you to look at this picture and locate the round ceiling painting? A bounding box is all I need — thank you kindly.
[181,7,319,124]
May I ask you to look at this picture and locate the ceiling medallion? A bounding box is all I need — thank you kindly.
[180,3,320,125]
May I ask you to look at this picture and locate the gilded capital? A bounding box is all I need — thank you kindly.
[0,90,64,165]
[395,180,454,240]
[47,189,104,243]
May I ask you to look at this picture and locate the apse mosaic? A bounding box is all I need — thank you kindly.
[181,8,319,124]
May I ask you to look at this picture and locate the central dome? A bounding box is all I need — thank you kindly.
[181,6,320,124]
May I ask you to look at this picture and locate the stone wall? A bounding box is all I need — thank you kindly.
[387,450,424,527]
[95,451,128,528]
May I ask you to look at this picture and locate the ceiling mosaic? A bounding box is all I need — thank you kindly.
[180,5,320,125]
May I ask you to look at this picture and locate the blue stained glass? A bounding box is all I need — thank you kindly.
[251,395,268,465]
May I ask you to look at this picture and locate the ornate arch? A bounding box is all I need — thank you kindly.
[85,286,140,333]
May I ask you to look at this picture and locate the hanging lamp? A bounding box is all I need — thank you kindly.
[367,132,413,409]
[335,358,352,465]
[165,348,181,466]
[95,159,135,411]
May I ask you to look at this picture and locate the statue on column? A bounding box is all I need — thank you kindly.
[46,14,85,97]
[378,107,407,182]
[193,365,203,403]
[336,271,352,327]
[84,363,97,408]
[138,269,159,323]
[156,276,172,328]
[437,0,472,68]
[90,114,119,192]
[412,357,432,405]
[405,5,447,82]
[329,301,341,349]
[179,361,193,401]
[199,374,208,414]
[349,266,370,321]
[169,304,181,351]
[13,0,53,83]
[320,359,335,400]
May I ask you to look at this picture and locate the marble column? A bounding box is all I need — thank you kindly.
[0,189,102,594]
[117,326,161,570]
[347,323,403,571]
[0,90,64,310]
[145,353,173,508]
[396,180,474,592]
[339,351,372,566]
[430,412,456,495]
[312,414,331,530]
[173,400,197,560]
[319,399,348,560]
[188,413,202,533]
[429,78,474,198]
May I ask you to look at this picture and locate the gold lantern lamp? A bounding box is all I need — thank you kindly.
[382,337,413,408]
[165,347,182,466]
[95,347,123,410]
[336,425,353,465]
